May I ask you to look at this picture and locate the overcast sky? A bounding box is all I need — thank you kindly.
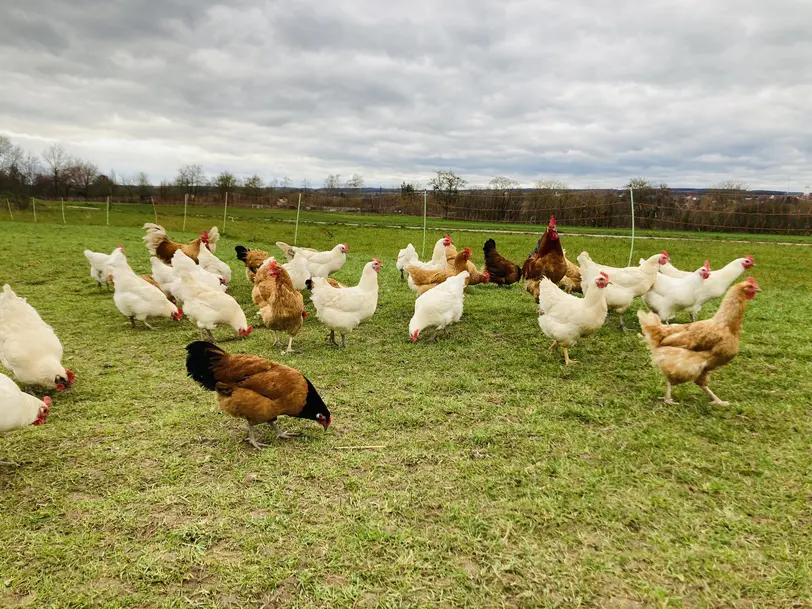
[1,0,811,190]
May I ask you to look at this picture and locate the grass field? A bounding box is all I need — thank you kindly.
[0,209,810,608]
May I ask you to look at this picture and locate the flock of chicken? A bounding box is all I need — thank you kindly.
[0,216,761,448]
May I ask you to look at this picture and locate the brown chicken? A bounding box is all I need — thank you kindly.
[444,244,490,285]
[557,250,582,294]
[252,259,306,353]
[140,274,178,305]
[143,223,220,264]
[407,247,473,294]
[185,341,332,449]
[522,216,567,285]
[235,245,269,283]
[637,277,761,406]
[483,238,522,286]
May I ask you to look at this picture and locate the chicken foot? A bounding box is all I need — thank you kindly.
[617,312,633,332]
[271,420,299,439]
[328,330,339,346]
[662,382,678,405]
[246,422,270,450]
[562,347,578,365]
[272,331,282,347]
[699,384,729,406]
[199,328,215,342]
[284,335,295,354]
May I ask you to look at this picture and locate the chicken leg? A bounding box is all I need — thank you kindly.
[143,320,155,330]
[562,347,578,365]
[328,330,338,347]
[548,340,558,351]
[271,420,299,439]
[340,333,347,348]
[285,336,295,354]
[130,316,136,328]
[617,312,632,332]
[662,381,678,405]
[700,384,729,406]
[246,421,269,450]
[272,331,281,347]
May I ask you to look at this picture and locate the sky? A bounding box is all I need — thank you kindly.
[1,0,811,191]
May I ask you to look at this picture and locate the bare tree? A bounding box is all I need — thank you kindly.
[534,178,569,192]
[73,160,99,198]
[175,164,206,196]
[345,173,364,192]
[301,178,311,192]
[135,172,151,198]
[711,180,748,193]
[429,170,467,218]
[43,143,70,197]
[324,174,341,194]
[626,177,653,189]
[213,170,238,196]
[281,176,291,192]
[243,174,264,197]
[489,176,519,192]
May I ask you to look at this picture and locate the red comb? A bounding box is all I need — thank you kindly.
[703,260,711,270]
[302,311,307,319]
[549,216,556,228]
[66,369,76,385]
[373,258,380,264]
[747,277,760,288]
[600,271,608,278]
[746,255,754,263]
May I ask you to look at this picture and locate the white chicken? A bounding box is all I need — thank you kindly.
[310,259,381,347]
[83,245,123,290]
[408,270,469,342]
[108,249,184,329]
[657,255,755,321]
[407,235,453,271]
[170,251,227,293]
[196,241,232,284]
[396,243,420,280]
[0,373,51,432]
[643,261,711,322]
[282,253,311,291]
[291,243,348,278]
[0,285,75,391]
[537,270,609,365]
[582,251,669,330]
[172,273,252,342]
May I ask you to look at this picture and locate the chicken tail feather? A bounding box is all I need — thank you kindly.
[235,245,249,262]
[185,341,228,391]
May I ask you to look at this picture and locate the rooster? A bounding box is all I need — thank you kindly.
[143,223,220,264]
[537,270,610,365]
[638,278,761,406]
[84,245,124,290]
[0,285,75,391]
[235,245,269,283]
[522,216,567,285]
[185,341,332,449]
[108,249,183,329]
[0,373,51,432]
[310,259,381,348]
[252,259,306,353]
[483,238,522,286]
[408,271,469,342]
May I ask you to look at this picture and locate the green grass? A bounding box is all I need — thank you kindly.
[0,214,810,608]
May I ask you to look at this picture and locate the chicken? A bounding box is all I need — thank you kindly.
[281,253,312,291]
[483,238,522,286]
[642,261,711,322]
[173,273,252,342]
[406,248,472,294]
[408,271,469,342]
[0,373,51,432]
[235,245,269,283]
[84,245,123,290]
[557,249,582,294]
[443,243,490,286]
[522,216,567,285]
[252,259,306,353]
[581,251,669,330]
[141,274,178,305]
[658,255,755,321]
[396,243,420,280]
[275,241,317,262]
[143,223,220,264]
[407,235,453,271]
[537,271,610,365]
[637,277,761,405]
[169,251,226,293]
[185,341,332,449]
[108,248,184,329]
[310,259,381,348]
[197,240,232,284]
[0,284,75,391]
[287,243,348,277]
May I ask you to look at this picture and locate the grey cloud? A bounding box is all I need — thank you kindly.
[0,0,810,189]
